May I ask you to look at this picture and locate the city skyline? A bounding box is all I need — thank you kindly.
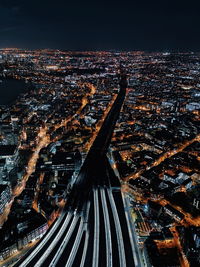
[0,0,200,265]
[0,49,199,266]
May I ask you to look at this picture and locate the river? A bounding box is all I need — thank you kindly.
[0,78,29,106]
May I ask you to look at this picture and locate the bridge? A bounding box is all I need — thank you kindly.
[15,71,144,267]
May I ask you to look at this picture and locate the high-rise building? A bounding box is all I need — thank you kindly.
[0,184,11,214]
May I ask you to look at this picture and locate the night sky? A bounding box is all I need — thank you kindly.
[0,0,199,51]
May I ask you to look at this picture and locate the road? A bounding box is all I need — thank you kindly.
[0,82,96,227]
[124,133,200,181]
[14,72,143,267]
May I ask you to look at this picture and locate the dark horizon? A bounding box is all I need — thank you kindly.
[1,47,200,54]
[0,0,200,51]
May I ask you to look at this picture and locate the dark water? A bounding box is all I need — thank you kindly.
[0,78,29,105]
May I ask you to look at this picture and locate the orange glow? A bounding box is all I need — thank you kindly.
[0,82,98,227]
[124,133,200,181]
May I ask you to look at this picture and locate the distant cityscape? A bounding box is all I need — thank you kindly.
[0,49,199,267]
